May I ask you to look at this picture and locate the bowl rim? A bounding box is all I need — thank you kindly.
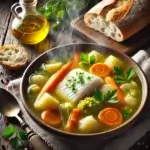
[20,43,148,137]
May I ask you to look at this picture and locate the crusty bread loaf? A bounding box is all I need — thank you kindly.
[84,0,150,42]
[0,45,28,69]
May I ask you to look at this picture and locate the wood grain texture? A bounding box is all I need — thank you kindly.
[71,15,150,55]
[4,15,20,45]
[0,0,15,45]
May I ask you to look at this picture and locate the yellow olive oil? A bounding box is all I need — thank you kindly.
[12,15,49,45]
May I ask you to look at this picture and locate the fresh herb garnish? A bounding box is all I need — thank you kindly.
[122,106,133,119]
[113,66,123,75]
[89,55,96,64]
[2,124,15,138]
[113,67,135,84]
[65,71,93,93]
[80,53,96,69]
[107,90,117,100]
[80,53,89,64]
[126,67,135,80]
[94,89,119,104]
[2,124,27,150]
[108,97,119,103]
[94,89,104,102]
[114,76,126,84]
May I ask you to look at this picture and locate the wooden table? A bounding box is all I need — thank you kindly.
[0,0,150,150]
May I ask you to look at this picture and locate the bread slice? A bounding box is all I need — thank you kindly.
[0,45,28,69]
[84,0,150,42]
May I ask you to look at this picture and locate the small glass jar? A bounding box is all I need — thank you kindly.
[11,0,50,45]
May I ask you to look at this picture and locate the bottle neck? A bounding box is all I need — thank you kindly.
[20,0,38,15]
[22,5,37,14]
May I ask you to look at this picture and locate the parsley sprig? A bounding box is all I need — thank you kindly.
[94,89,119,104]
[2,124,27,150]
[113,66,135,84]
[80,53,95,69]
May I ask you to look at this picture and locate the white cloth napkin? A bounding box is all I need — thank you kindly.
[6,48,150,150]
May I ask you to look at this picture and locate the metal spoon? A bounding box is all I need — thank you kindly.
[0,88,51,150]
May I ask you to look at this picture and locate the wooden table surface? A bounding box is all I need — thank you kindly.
[0,0,150,150]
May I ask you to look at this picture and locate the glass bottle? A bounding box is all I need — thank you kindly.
[11,0,50,45]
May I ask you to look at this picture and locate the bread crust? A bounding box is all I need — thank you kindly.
[84,0,150,42]
[0,45,28,70]
[116,0,150,40]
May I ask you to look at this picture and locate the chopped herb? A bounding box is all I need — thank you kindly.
[78,72,85,84]
[122,106,133,119]
[2,124,27,150]
[80,53,89,64]
[80,53,95,69]
[87,76,92,80]
[2,124,15,138]
[108,98,119,104]
[65,71,86,93]
[94,89,104,102]
[126,67,135,81]
[11,137,25,149]
[94,89,119,104]
[107,90,117,100]
[89,55,96,64]
[113,66,123,75]
[114,76,126,84]
[114,67,135,84]
[18,130,27,140]
[122,111,131,119]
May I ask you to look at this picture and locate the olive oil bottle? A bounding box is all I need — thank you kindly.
[11,0,49,45]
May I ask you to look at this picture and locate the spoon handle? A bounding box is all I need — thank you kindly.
[21,122,52,150]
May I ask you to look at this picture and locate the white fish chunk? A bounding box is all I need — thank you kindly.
[55,68,104,104]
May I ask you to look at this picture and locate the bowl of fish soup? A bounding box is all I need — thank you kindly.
[20,43,148,143]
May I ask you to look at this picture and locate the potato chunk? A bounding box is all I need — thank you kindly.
[78,115,101,133]
[105,55,123,69]
[43,62,62,74]
[125,94,139,108]
[88,51,105,62]
[34,92,59,111]
[30,74,48,87]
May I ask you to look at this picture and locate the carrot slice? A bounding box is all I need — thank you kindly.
[105,76,125,105]
[71,51,80,69]
[66,108,82,132]
[90,63,111,77]
[36,62,72,100]
[98,108,123,126]
[41,109,62,127]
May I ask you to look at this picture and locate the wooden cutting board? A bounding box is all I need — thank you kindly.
[71,15,150,55]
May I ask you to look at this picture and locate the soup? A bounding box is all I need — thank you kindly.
[27,50,142,134]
